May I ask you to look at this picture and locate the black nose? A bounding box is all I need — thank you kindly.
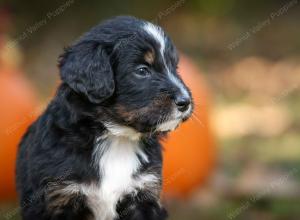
[174,96,191,112]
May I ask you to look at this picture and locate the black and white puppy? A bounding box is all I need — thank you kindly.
[16,16,193,220]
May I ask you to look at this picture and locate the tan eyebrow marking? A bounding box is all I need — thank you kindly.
[144,50,155,65]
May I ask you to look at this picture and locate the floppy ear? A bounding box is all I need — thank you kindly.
[59,41,114,103]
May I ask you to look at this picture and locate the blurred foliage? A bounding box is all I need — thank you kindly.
[1,0,300,61]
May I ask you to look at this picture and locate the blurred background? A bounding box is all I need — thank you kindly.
[0,0,300,219]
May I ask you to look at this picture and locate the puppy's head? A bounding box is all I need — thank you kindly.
[59,16,193,135]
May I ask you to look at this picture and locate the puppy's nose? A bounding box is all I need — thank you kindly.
[174,96,191,112]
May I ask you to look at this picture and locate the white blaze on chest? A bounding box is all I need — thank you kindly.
[86,127,155,220]
[99,136,143,204]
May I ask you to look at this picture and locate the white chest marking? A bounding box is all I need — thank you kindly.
[73,127,156,220]
[99,136,142,214]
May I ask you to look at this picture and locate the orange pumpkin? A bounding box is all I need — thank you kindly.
[162,55,215,198]
[0,68,38,201]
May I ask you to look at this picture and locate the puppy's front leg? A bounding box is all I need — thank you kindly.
[45,183,93,220]
[116,191,168,220]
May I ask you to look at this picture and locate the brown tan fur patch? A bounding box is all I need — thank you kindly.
[115,94,172,124]
[45,183,82,214]
[144,50,155,65]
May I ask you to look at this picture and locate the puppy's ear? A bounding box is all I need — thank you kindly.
[59,41,114,103]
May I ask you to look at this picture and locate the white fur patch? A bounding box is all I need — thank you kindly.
[143,22,190,102]
[157,119,181,132]
[97,136,142,219]
[61,172,158,220]
[103,122,141,141]
[143,22,165,55]
[75,130,156,220]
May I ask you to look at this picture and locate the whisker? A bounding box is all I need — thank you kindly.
[191,113,205,128]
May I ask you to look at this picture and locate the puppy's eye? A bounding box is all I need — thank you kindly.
[135,66,151,78]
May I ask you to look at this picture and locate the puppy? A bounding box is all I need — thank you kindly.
[16,16,193,220]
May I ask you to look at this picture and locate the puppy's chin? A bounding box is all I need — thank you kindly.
[155,119,182,132]
[155,105,193,133]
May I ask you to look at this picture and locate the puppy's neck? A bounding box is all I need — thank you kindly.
[103,122,142,141]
